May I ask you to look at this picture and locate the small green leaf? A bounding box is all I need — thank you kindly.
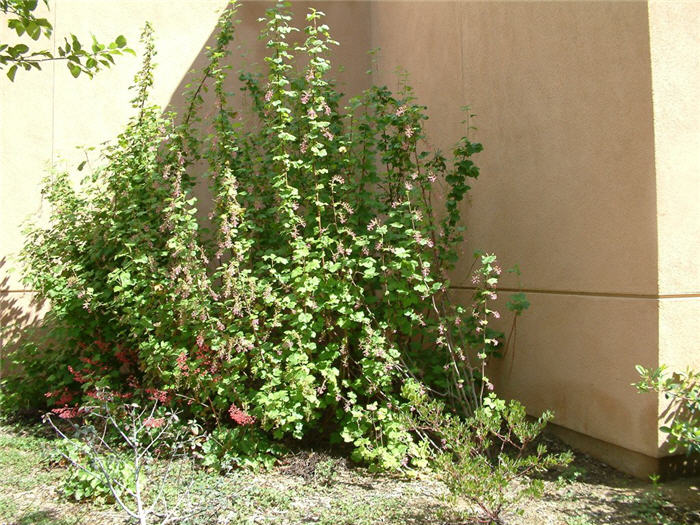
[7,65,18,81]
[9,44,29,57]
[68,63,81,78]
[10,20,26,37]
[26,22,41,40]
[507,292,530,314]
[71,34,82,51]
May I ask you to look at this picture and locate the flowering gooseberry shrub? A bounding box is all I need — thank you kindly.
[3,2,528,469]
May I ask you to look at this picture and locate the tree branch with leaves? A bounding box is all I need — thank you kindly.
[1,0,133,81]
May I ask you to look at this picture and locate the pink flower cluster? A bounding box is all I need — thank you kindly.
[44,388,74,405]
[228,404,255,426]
[68,365,90,384]
[143,417,166,429]
[51,406,88,419]
[145,388,172,403]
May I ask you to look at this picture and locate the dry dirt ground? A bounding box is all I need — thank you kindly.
[0,424,698,525]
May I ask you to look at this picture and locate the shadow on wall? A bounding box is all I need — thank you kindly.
[0,257,46,378]
[163,1,372,120]
[0,1,373,370]
[160,1,373,222]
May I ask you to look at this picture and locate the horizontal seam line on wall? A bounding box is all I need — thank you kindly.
[450,286,700,300]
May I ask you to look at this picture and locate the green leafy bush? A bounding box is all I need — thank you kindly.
[58,438,135,502]
[635,365,699,455]
[3,1,531,471]
[402,381,572,524]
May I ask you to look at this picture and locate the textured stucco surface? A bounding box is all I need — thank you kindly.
[649,1,700,295]
[370,0,658,296]
[1,1,698,472]
[449,289,661,457]
[647,0,700,455]
[368,0,697,465]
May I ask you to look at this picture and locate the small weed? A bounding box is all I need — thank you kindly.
[318,497,403,525]
[247,485,293,509]
[312,457,340,487]
[564,516,596,525]
[555,465,587,501]
[558,465,587,485]
[616,475,687,525]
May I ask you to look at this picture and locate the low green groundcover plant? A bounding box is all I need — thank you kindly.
[402,382,572,523]
[2,4,564,506]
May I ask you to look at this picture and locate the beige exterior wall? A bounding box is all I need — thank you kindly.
[1,1,698,476]
[369,0,698,476]
[371,1,659,295]
[649,0,700,296]
[648,2,700,457]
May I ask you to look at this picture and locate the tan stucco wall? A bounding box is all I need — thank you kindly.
[648,2,700,455]
[1,1,698,475]
[368,0,698,471]
[371,0,658,295]
[649,0,700,296]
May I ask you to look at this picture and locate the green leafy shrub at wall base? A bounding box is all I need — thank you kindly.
[3,2,534,472]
